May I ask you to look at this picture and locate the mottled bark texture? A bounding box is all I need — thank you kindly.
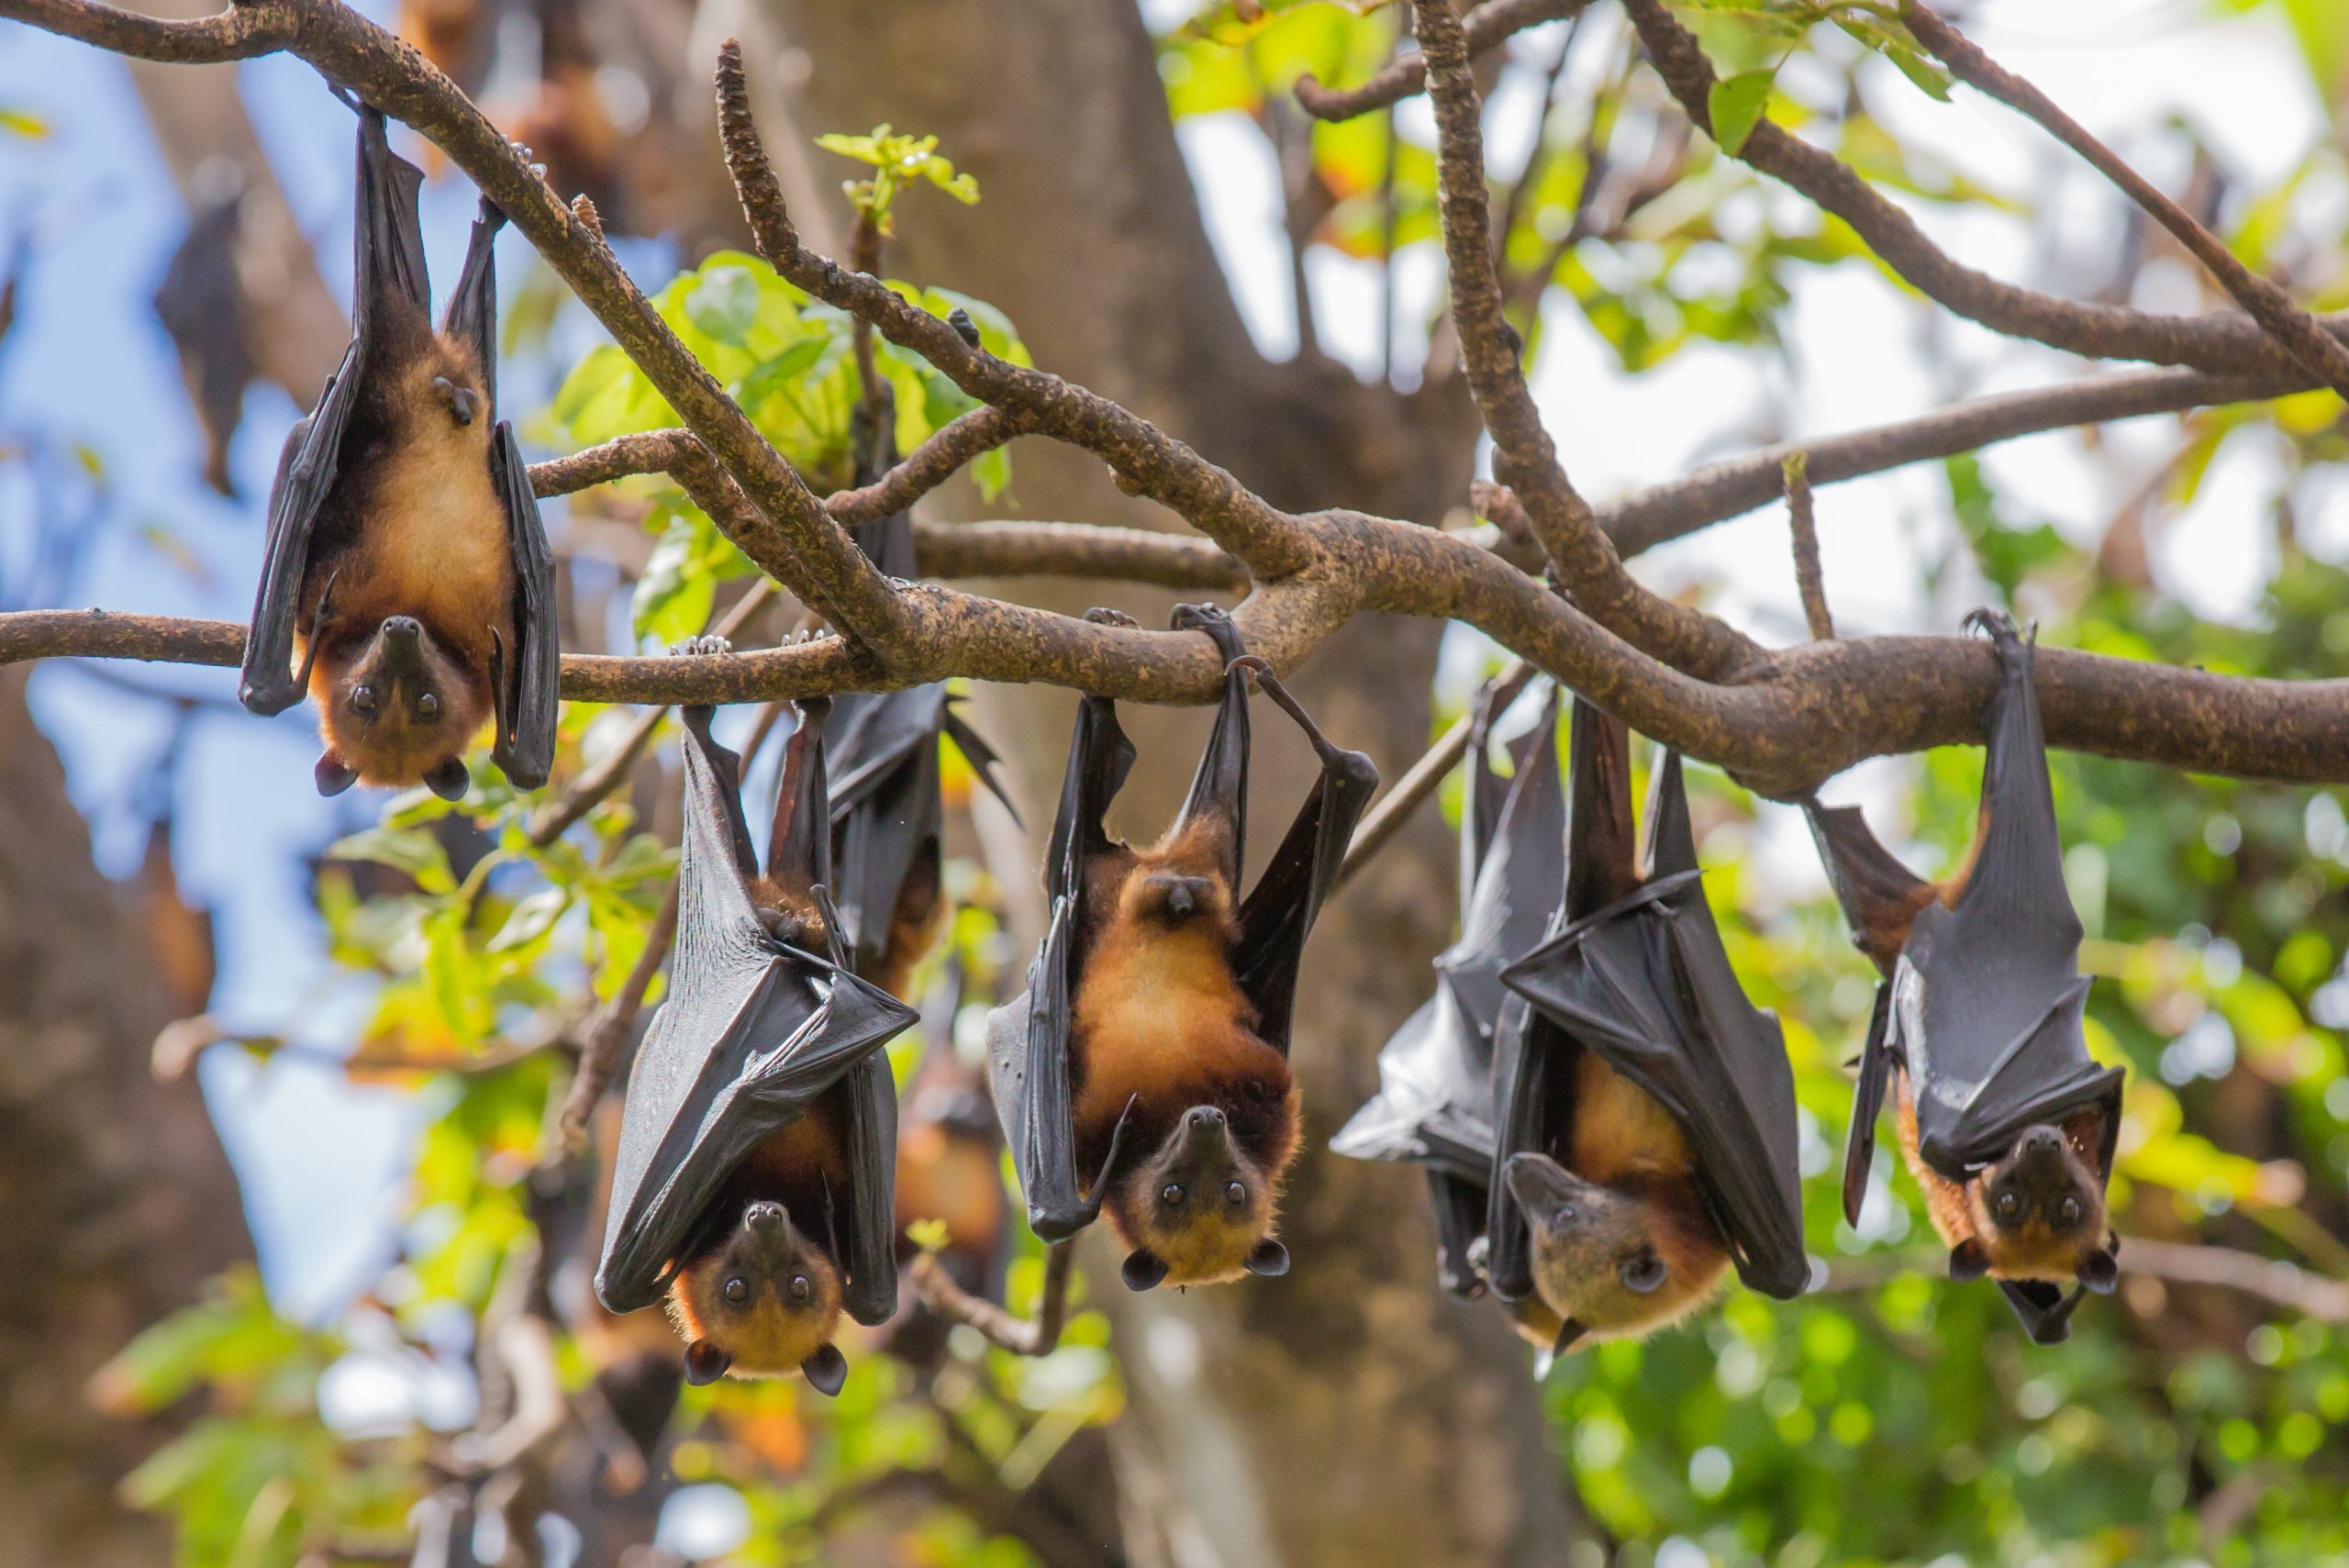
[734,3,1579,1564]
[0,668,251,1566]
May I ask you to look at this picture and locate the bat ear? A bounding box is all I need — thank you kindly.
[1122,1249,1171,1292]
[1949,1240,1991,1283]
[1244,1239,1290,1278]
[799,1342,849,1397]
[423,755,471,801]
[1619,1251,1668,1296]
[2077,1241,2119,1296]
[682,1340,732,1386]
[1551,1318,1586,1359]
[315,751,360,797]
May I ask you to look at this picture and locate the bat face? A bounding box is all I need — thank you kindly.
[667,1200,847,1389]
[1109,1106,1291,1290]
[1961,1123,2110,1282]
[312,615,488,798]
[1504,1152,1728,1345]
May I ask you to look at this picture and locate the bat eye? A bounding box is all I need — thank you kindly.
[2056,1195,2083,1228]
[1160,1184,1185,1207]
[417,692,440,721]
[1225,1182,1246,1207]
[1994,1191,2022,1222]
[722,1277,749,1306]
[788,1274,813,1303]
[351,684,379,716]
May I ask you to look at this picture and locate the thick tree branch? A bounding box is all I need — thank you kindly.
[1902,3,2349,402]
[1295,0,1588,123]
[1618,0,2349,380]
[1411,0,1759,680]
[0,0,294,57]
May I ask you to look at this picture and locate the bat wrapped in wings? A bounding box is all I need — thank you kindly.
[986,604,1378,1291]
[1488,699,1809,1355]
[596,642,917,1392]
[1330,675,1565,1301]
[819,485,1013,1003]
[239,100,557,799]
[1807,608,2123,1344]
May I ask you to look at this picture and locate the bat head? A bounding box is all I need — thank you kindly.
[1108,1104,1291,1290]
[1963,1122,2110,1284]
[1504,1152,1728,1345]
[313,615,489,798]
[666,1200,849,1393]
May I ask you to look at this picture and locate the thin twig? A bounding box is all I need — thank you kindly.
[911,1242,1076,1357]
[1296,0,1590,123]
[1782,452,1832,642]
[555,876,679,1149]
[1336,659,1533,888]
[1618,0,2348,381]
[1902,2,2349,402]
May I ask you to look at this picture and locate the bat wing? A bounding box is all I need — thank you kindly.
[434,194,560,791]
[1997,1277,2087,1345]
[1902,613,2121,1177]
[1802,799,1928,979]
[1481,992,1574,1303]
[1437,681,1564,1047]
[992,691,1136,1241]
[1168,604,1252,891]
[241,106,429,716]
[596,704,914,1314]
[1230,664,1379,1053]
[1501,746,1809,1300]
[823,684,947,976]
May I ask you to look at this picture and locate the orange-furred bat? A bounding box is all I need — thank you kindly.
[1807,608,2123,1344]
[239,101,556,799]
[986,605,1376,1292]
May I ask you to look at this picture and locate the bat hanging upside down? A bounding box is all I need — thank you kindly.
[1808,608,2124,1342]
[987,604,1378,1294]
[239,100,557,799]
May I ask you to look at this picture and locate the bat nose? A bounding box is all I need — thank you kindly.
[384,616,422,645]
[744,1201,786,1233]
[1185,1106,1225,1131]
[2021,1127,2062,1152]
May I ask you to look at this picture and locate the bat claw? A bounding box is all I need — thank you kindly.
[671,634,733,659]
[432,375,478,427]
[1082,606,1140,628]
[947,306,983,347]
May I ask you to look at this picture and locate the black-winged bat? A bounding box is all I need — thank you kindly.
[1490,698,1809,1355]
[1331,674,1565,1305]
[1806,608,2123,1344]
[986,605,1378,1291]
[596,641,917,1391]
[820,486,1012,1002]
[239,101,557,799]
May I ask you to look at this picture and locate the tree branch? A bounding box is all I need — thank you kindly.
[1617,0,2347,380]
[1782,453,1832,641]
[1902,2,2349,402]
[1336,659,1533,889]
[1294,0,1589,123]
[1411,0,1758,680]
[910,1243,1075,1357]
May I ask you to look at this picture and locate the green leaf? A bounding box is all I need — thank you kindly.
[0,107,48,139]
[685,265,763,346]
[326,825,456,896]
[1708,69,1776,155]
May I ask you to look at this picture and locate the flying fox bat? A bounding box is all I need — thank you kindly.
[1807,608,2123,1345]
[1488,698,1809,1356]
[986,604,1378,1291]
[239,101,557,800]
[596,641,916,1391]
[818,476,1013,1003]
[1331,674,1566,1303]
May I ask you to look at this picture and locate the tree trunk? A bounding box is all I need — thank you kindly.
[716,3,1580,1562]
[0,669,252,1567]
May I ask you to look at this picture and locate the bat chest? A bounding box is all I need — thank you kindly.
[1070,922,1271,1129]
[349,419,513,638]
[1568,1050,1692,1184]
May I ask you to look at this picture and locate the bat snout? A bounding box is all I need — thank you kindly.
[1504,1152,1589,1223]
[1139,873,1217,924]
[743,1201,788,1235]
[1185,1106,1226,1132]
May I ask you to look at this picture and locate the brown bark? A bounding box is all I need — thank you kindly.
[0,668,251,1566]
[736,2,1578,1562]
